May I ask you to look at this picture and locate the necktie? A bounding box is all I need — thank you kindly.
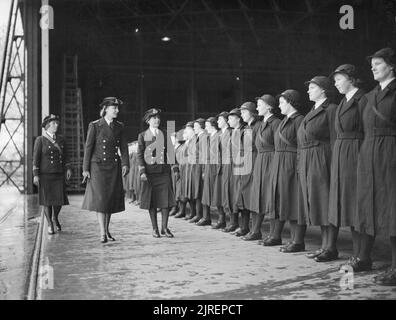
[110,122,114,130]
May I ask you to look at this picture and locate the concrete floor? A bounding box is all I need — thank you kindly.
[1,192,396,300]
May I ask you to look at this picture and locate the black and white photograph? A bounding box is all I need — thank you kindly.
[0,0,396,305]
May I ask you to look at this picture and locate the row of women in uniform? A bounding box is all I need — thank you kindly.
[135,47,395,287]
[32,47,396,286]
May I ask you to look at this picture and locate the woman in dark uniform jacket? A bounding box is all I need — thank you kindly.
[180,122,196,220]
[169,131,181,216]
[174,127,189,219]
[137,108,179,238]
[188,119,209,225]
[246,95,281,241]
[239,102,261,238]
[327,64,367,263]
[82,97,129,243]
[227,108,246,235]
[298,76,337,261]
[33,114,72,235]
[355,48,396,286]
[267,90,306,252]
[170,129,185,216]
[216,112,232,230]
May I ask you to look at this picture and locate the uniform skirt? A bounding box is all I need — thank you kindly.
[221,164,233,213]
[299,143,332,226]
[249,151,274,215]
[191,164,204,200]
[202,164,222,207]
[270,151,305,224]
[355,135,396,237]
[39,173,69,206]
[139,172,176,210]
[328,139,360,227]
[82,162,125,214]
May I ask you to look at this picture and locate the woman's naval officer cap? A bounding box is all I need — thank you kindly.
[143,108,162,122]
[100,97,123,117]
[41,114,60,128]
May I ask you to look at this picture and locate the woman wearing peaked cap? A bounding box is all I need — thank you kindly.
[355,48,396,286]
[224,108,245,233]
[33,114,72,235]
[267,90,306,252]
[169,129,185,216]
[137,108,179,238]
[188,118,209,225]
[174,127,190,219]
[179,121,196,220]
[239,102,261,239]
[327,64,367,264]
[298,76,338,261]
[81,97,129,243]
[246,95,282,241]
[201,117,221,227]
[214,112,232,229]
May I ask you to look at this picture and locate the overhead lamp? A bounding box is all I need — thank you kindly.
[161,36,171,42]
[135,28,139,33]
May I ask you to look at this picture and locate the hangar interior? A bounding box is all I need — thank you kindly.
[0,0,395,192]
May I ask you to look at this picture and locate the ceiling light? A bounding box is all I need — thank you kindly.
[161,36,171,42]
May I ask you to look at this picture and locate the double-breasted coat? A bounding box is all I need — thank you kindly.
[270,112,305,223]
[355,79,396,237]
[33,132,70,206]
[328,89,367,227]
[137,128,177,210]
[237,118,261,211]
[297,99,337,226]
[81,118,129,214]
[249,115,281,215]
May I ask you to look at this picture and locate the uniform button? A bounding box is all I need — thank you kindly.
[115,159,118,162]
[51,161,53,164]
[103,152,106,154]
[103,140,106,143]
[104,158,106,161]
[49,146,51,149]
[103,146,106,149]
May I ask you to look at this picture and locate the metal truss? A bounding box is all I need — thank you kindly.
[0,0,26,192]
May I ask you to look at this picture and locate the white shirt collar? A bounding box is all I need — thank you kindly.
[221,127,228,133]
[197,131,204,137]
[46,131,55,139]
[287,111,297,119]
[247,118,254,126]
[211,130,217,137]
[104,117,113,127]
[149,127,158,136]
[314,98,327,109]
[380,77,395,90]
[263,114,272,123]
[345,88,359,102]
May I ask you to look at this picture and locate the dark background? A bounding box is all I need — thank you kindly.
[48,0,396,141]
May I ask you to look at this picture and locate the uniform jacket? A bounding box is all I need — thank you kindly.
[82,118,129,171]
[356,79,396,237]
[33,132,70,176]
[137,127,178,176]
[298,99,338,226]
[328,89,367,227]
